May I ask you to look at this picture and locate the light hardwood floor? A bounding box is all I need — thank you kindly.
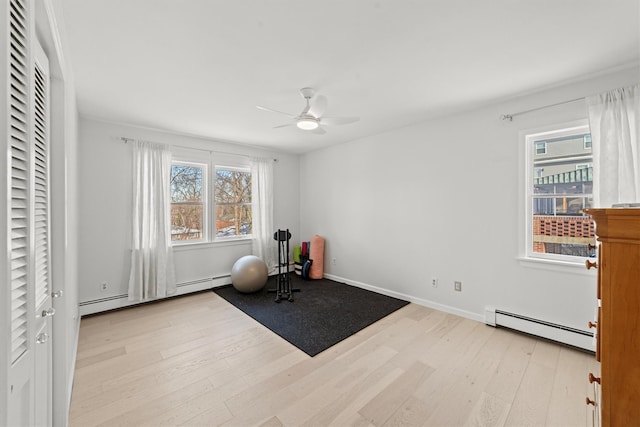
[69,290,598,426]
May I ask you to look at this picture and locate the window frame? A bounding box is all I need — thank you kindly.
[521,120,594,266]
[169,149,253,247]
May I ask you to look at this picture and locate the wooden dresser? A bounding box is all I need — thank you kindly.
[585,208,640,427]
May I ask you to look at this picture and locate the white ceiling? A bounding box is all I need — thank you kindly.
[61,0,639,154]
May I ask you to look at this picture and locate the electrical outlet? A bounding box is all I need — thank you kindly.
[431,277,438,288]
[332,257,336,265]
[454,281,462,292]
[100,281,108,292]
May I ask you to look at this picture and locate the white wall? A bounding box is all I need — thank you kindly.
[77,118,300,312]
[300,66,639,334]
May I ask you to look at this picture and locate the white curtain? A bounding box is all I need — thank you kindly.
[128,140,176,301]
[250,157,276,269]
[587,84,640,207]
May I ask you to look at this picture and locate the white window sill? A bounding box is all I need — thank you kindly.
[517,256,596,276]
[172,237,252,252]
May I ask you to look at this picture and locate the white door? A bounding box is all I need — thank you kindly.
[5,0,36,424]
[32,36,53,427]
[2,0,53,425]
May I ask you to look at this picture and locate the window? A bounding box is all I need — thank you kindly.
[170,162,206,242]
[525,123,596,261]
[583,134,592,149]
[169,154,253,245]
[535,141,547,155]
[215,167,252,238]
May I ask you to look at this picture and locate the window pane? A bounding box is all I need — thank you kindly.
[215,168,252,237]
[215,170,251,203]
[215,204,252,237]
[533,197,555,215]
[171,164,204,241]
[532,214,595,257]
[556,182,592,196]
[171,204,203,241]
[171,165,202,202]
[530,130,595,258]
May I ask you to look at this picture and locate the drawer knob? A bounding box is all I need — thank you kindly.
[585,260,598,270]
[588,321,597,329]
[589,373,601,384]
[586,397,596,406]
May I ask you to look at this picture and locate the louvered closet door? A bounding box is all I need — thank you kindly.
[32,36,53,427]
[9,0,30,370]
[34,51,50,311]
[2,0,52,425]
[5,0,36,425]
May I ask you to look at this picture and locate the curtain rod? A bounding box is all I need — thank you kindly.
[120,137,277,162]
[500,96,585,121]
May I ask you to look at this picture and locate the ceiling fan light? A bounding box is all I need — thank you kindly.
[297,117,319,130]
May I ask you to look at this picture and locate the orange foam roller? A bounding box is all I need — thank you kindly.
[309,235,325,279]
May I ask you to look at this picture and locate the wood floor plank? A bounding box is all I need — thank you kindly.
[72,355,232,426]
[73,347,164,386]
[74,346,127,369]
[359,361,434,426]
[277,345,399,426]
[139,386,233,426]
[96,378,217,427]
[464,391,511,427]
[338,412,376,427]
[418,316,478,368]
[484,331,537,404]
[70,373,159,417]
[79,317,174,346]
[256,415,285,427]
[302,366,404,427]
[380,395,432,427]
[421,326,512,426]
[504,351,557,426]
[544,347,591,427]
[244,347,309,385]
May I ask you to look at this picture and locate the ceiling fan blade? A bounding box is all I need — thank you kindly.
[273,123,295,129]
[256,105,297,118]
[320,116,359,126]
[311,127,327,135]
[309,95,328,118]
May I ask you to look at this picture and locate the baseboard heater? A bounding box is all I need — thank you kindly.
[485,307,594,351]
[79,294,129,307]
[79,274,231,315]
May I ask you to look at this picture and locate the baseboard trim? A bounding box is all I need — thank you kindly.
[79,275,232,316]
[323,273,484,323]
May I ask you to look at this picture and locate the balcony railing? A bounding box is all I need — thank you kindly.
[533,215,595,255]
[534,167,592,185]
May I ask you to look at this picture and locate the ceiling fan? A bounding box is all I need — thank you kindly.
[257,87,359,134]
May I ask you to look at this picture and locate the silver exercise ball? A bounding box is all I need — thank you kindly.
[231,255,268,293]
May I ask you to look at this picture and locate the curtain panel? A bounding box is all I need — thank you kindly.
[128,140,176,301]
[250,157,276,269]
[588,84,640,207]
